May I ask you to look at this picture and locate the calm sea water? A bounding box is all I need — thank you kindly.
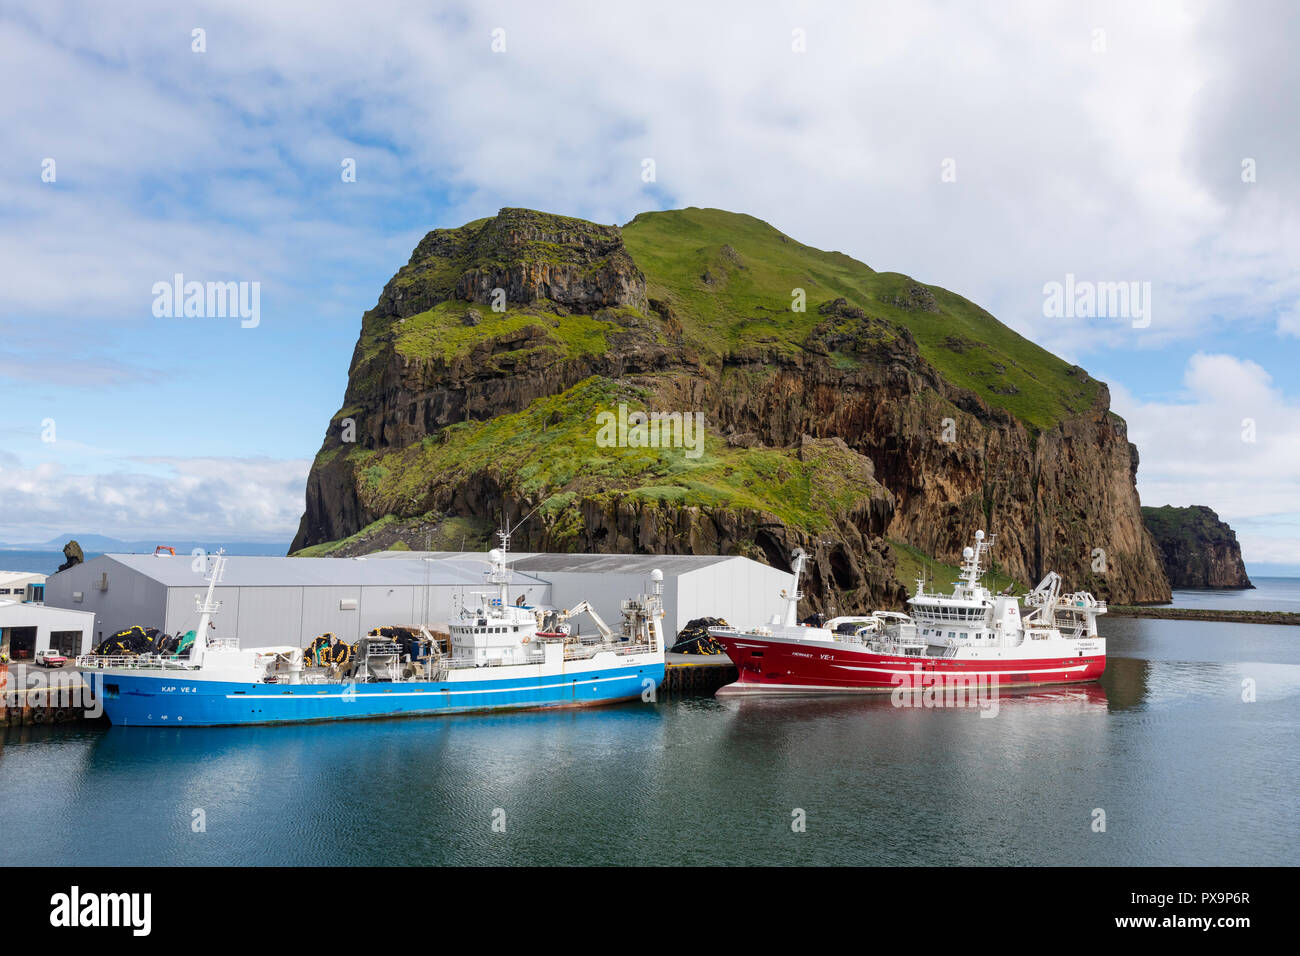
[1,613,1296,866]
[0,550,102,576]
[1171,576,1300,613]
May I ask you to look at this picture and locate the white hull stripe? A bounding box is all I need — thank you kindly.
[226,672,648,700]
[828,662,1093,676]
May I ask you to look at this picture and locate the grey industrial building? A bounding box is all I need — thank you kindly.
[366,549,790,638]
[43,549,790,650]
[498,552,787,637]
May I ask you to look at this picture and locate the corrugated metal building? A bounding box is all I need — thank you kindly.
[43,549,791,650]
[368,550,791,638]
[43,554,549,650]
[509,553,788,637]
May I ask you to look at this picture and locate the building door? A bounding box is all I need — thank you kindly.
[50,630,82,656]
[8,627,36,660]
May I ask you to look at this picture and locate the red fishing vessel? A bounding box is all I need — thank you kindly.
[710,531,1106,695]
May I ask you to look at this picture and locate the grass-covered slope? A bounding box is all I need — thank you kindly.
[327,376,880,540]
[624,207,1100,430]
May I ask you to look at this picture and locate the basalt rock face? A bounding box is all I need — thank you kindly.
[712,340,1169,605]
[292,206,1172,613]
[1142,505,1253,590]
[376,208,648,319]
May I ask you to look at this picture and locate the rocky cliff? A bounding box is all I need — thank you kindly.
[291,207,1172,613]
[1142,505,1253,590]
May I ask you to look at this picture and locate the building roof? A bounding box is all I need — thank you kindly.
[509,553,739,575]
[93,553,547,589]
[0,600,94,622]
[0,570,46,587]
[367,550,742,575]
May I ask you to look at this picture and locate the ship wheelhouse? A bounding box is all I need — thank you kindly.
[907,593,994,645]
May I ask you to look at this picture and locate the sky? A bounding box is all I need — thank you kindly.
[0,0,1297,574]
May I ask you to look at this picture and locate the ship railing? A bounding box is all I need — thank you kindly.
[442,653,546,670]
[564,640,656,661]
[74,654,198,670]
[433,639,658,670]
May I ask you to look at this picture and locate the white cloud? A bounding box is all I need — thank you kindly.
[3,0,1298,352]
[1112,353,1300,567]
[0,455,310,543]
[1278,305,1300,338]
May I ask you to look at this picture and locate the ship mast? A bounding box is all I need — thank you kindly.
[782,548,808,626]
[960,530,987,587]
[487,528,512,607]
[191,550,225,667]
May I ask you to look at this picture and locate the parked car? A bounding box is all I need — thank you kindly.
[35,648,68,668]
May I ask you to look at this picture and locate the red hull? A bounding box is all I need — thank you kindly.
[714,634,1105,695]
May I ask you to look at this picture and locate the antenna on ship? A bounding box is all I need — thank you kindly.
[961,530,993,590]
[488,500,544,608]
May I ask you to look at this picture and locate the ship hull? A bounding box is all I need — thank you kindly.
[93,660,665,726]
[713,634,1103,696]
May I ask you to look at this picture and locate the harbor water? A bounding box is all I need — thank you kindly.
[1,613,1297,866]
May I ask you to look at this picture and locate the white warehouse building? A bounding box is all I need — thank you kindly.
[0,600,97,660]
[43,553,550,650]
[43,549,791,650]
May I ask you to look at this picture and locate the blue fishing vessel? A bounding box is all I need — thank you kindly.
[78,535,666,727]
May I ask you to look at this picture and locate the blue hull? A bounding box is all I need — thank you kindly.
[98,663,665,727]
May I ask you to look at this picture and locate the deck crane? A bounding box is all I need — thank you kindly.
[559,600,616,641]
[1022,571,1062,625]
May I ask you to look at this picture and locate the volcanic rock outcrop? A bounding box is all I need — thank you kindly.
[1142,505,1253,590]
[292,207,1172,612]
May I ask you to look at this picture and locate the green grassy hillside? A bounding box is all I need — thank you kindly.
[624,208,1100,430]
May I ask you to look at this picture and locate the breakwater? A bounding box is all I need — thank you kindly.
[1108,606,1300,626]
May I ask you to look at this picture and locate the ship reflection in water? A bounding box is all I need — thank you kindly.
[722,680,1111,723]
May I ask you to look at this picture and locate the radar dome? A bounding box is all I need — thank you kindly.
[963,546,975,559]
